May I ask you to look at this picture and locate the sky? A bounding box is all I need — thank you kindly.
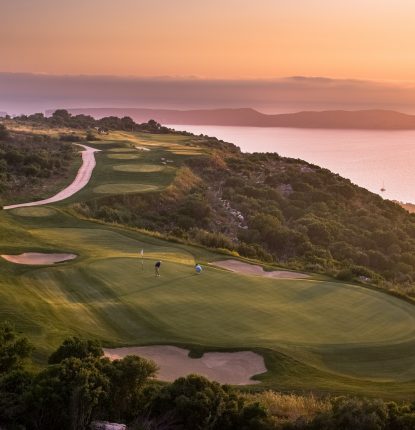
[2,0,415,80]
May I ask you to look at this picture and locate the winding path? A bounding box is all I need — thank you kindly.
[3,144,100,210]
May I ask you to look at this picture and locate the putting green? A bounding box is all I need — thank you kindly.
[171,150,203,155]
[93,183,161,194]
[9,207,56,217]
[107,154,141,160]
[112,164,166,173]
[3,225,414,385]
[108,148,136,153]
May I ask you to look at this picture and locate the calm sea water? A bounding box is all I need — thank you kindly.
[170,125,415,204]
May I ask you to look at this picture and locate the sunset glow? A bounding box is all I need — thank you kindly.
[2,0,415,80]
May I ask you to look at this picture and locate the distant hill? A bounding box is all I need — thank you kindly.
[398,201,415,213]
[53,107,415,129]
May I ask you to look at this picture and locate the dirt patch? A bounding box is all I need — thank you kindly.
[104,346,266,385]
[1,253,77,265]
[213,260,309,279]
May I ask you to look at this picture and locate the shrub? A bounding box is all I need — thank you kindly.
[148,374,273,430]
[0,124,9,141]
[336,269,354,281]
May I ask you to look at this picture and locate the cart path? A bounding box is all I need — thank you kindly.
[3,144,100,210]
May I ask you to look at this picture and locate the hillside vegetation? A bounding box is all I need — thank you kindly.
[0,124,77,205]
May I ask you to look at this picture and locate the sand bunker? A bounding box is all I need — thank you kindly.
[1,252,77,265]
[135,146,150,151]
[213,260,309,279]
[104,346,266,385]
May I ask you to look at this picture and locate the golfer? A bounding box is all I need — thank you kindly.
[155,260,161,277]
[195,264,202,274]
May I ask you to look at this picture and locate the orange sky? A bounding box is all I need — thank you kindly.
[2,0,415,80]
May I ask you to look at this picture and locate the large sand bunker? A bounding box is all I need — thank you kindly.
[213,260,309,279]
[1,252,77,265]
[104,346,266,385]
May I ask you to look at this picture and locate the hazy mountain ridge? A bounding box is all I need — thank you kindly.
[54,107,415,129]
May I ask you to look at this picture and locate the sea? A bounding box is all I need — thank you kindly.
[169,125,415,204]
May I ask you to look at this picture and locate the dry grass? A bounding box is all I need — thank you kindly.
[166,166,202,200]
[245,391,330,423]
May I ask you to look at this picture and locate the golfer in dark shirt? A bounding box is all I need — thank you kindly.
[155,261,161,277]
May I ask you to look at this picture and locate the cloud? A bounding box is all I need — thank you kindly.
[1,73,415,115]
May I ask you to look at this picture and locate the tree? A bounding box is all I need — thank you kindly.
[0,369,33,426]
[27,357,109,430]
[48,336,103,364]
[103,355,158,421]
[121,116,135,131]
[149,374,273,430]
[28,112,46,122]
[51,109,72,126]
[0,321,33,374]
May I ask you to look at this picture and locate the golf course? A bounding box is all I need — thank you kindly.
[1,130,415,399]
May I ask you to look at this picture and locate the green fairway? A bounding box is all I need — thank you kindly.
[10,207,57,217]
[1,130,415,398]
[93,183,161,194]
[107,153,141,160]
[108,147,138,153]
[112,164,166,173]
